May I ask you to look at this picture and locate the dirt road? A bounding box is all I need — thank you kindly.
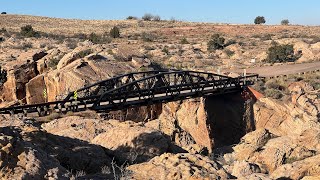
[232,62,320,77]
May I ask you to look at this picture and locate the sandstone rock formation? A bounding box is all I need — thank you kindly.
[92,122,169,164]
[0,126,70,179]
[127,153,231,179]
[159,94,255,153]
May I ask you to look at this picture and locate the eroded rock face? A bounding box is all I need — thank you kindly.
[26,56,134,103]
[0,58,38,105]
[127,153,231,179]
[159,93,255,153]
[254,82,319,136]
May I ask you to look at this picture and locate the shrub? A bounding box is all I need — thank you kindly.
[261,34,273,41]
[20,25,40,37]
[265,89,283,99]
[266,43,298,63]
[254,16,266,24]
[126,16,137,20]
[142,13,153,21]
[1,12,6,14]
[109,26,120,38]
[0,28,7,34]
[47,58,60,69]
[225,39,237,46]
[207,34,225,51]
[141,32,156,42]
[180,38,189,44]
[88,33,111,44]
[78,49,93,58]
[0,37,4,42]
[153,15,161,21]
[162,47,169,55]
[281,19,289,25]
[224,49,235,57]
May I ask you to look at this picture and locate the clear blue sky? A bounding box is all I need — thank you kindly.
[1,0,319,25]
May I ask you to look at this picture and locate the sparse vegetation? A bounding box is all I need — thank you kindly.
[1,12,6,15]
[88,32,112,44]
[207,34,225,51]
[78,49,93,58]
[153,15,161,21]
[224,49,235,57]
[20,25,40,38]
[281,19,290,25]
[254,16,266,24]
[110,26,120,38]
[266,42,298,63]
[141,32,156,42]
[142,13,153,21]
[180,38,189,44]
[47,58,60,70]
[162,47,169,55]
[126,16,138,20]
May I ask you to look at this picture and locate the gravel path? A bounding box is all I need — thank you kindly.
[232,62,320,77]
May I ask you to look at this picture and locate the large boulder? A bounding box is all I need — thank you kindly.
[271,154,320,180]
[57,46,92,70]
[26,56,134,103]
[127,153,231,179]
[42,116,113,142]
[0,127,70,179]
[92,122,169,164]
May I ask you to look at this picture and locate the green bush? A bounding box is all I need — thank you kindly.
[109,26,120,38]
[207,34,225,51]
[78,49,93,58]
[254,16,266,24]
[126,16,137,20]
[47,58,60,69]
[281,19,289,25]
[20,25,40,38]
[265,89,283,99]
[180,38,189,44]
[142,13,153,21]
[266,43,298,63]
[1,12,6,15]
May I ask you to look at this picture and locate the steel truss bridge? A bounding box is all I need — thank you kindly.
[0,70,258,116]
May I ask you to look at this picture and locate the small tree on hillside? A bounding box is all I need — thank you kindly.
[109,26,120,38]
[20,25,40,37]
[254,16,266,24]
[207,34,225,51]
[142,13,153,21]
[266,43,298,63]
[1,12,7,14]
[281,19,289,25]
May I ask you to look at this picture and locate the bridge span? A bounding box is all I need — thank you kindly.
[0,70,258,117]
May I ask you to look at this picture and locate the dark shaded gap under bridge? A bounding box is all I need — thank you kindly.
[0,70,258,117]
